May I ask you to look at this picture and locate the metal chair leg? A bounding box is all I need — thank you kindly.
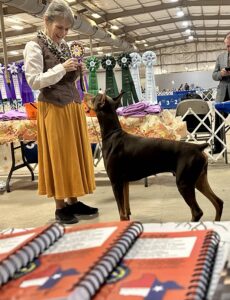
[6,142,35,192]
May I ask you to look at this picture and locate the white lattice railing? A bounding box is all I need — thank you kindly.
[198,88,217,101]
[179,104,227,162]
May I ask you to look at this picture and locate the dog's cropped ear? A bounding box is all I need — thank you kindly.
[112,90,125,107]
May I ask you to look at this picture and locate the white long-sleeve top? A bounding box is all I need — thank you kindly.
[23,41,66,91]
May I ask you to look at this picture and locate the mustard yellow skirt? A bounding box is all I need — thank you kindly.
[37,101,96,199]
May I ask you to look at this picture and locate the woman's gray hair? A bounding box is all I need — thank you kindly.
[44,0,75,27]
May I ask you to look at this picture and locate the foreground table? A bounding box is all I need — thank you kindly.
[0,111,187,191]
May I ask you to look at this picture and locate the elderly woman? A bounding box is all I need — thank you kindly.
[23,0,98,224]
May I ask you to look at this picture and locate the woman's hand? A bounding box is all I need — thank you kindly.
[62,58,80,72]
[220,68,230,77]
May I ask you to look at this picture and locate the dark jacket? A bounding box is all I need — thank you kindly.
[212,52,230,102]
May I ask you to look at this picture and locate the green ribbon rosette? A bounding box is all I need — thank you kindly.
[117,52,139,107]
[85,56,100,96]
[101,55,119,99]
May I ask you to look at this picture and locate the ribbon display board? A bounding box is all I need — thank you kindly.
[0,62,34,109]
[0,62,35,104]
[142,51,157,104]
[117,52,139,106]
[130,52,143,101]
[0,63,13,108]
[101,55,119,99]
[85,56,100,96]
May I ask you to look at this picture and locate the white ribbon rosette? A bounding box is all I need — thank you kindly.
[0,63,4,75]
[130,52,142,100]
[142,51,157,104]
[7,62,18,75]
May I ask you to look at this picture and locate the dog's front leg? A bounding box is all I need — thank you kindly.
[123,182,131,217]
[111,182,130,221]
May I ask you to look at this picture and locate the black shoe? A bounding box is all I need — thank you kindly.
[55,206,79,224]
[67,201,98,216]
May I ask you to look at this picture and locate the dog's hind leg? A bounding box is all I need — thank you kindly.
[195,167,223,221]
[176,180,203,222]
[111,182,130,221]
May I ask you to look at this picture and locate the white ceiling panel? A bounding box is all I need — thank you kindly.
[196,30,205,35]
[115,0,140,5]
[206,30,218,35]
[203,6,220,14]
[220,6,230,14]
[162,0,177,3]
[204,20,219,26]
[193,21,204,27]
[158,36,169,41]
[189,7,202,15]
[133,28,149,35]
[116,16,137,25]
[134,13,154,22]
[219,20,230,26]
[169,33,181,38]
[147,26,164,33]
[161,23,177,30]
[10,13,40,23]
[206,37,217,41]
[151,11,169,20]
[0,0,229,73]
[147,38,158,43]
[142,1,161,7]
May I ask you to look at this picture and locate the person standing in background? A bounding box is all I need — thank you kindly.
[23,0,98,224]
[212,33,230,154]
[184,83,190,91]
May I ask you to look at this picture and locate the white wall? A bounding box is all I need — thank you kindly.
[94,69,218,93]
[154,70,218,91]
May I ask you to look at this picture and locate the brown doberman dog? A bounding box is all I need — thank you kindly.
[86,92,224,221]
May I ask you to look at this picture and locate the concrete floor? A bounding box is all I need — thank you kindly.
[0,155,230,230]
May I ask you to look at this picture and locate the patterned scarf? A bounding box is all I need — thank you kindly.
[37,30,71,62]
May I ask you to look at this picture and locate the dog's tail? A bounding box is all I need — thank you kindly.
[198,143,210,151]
